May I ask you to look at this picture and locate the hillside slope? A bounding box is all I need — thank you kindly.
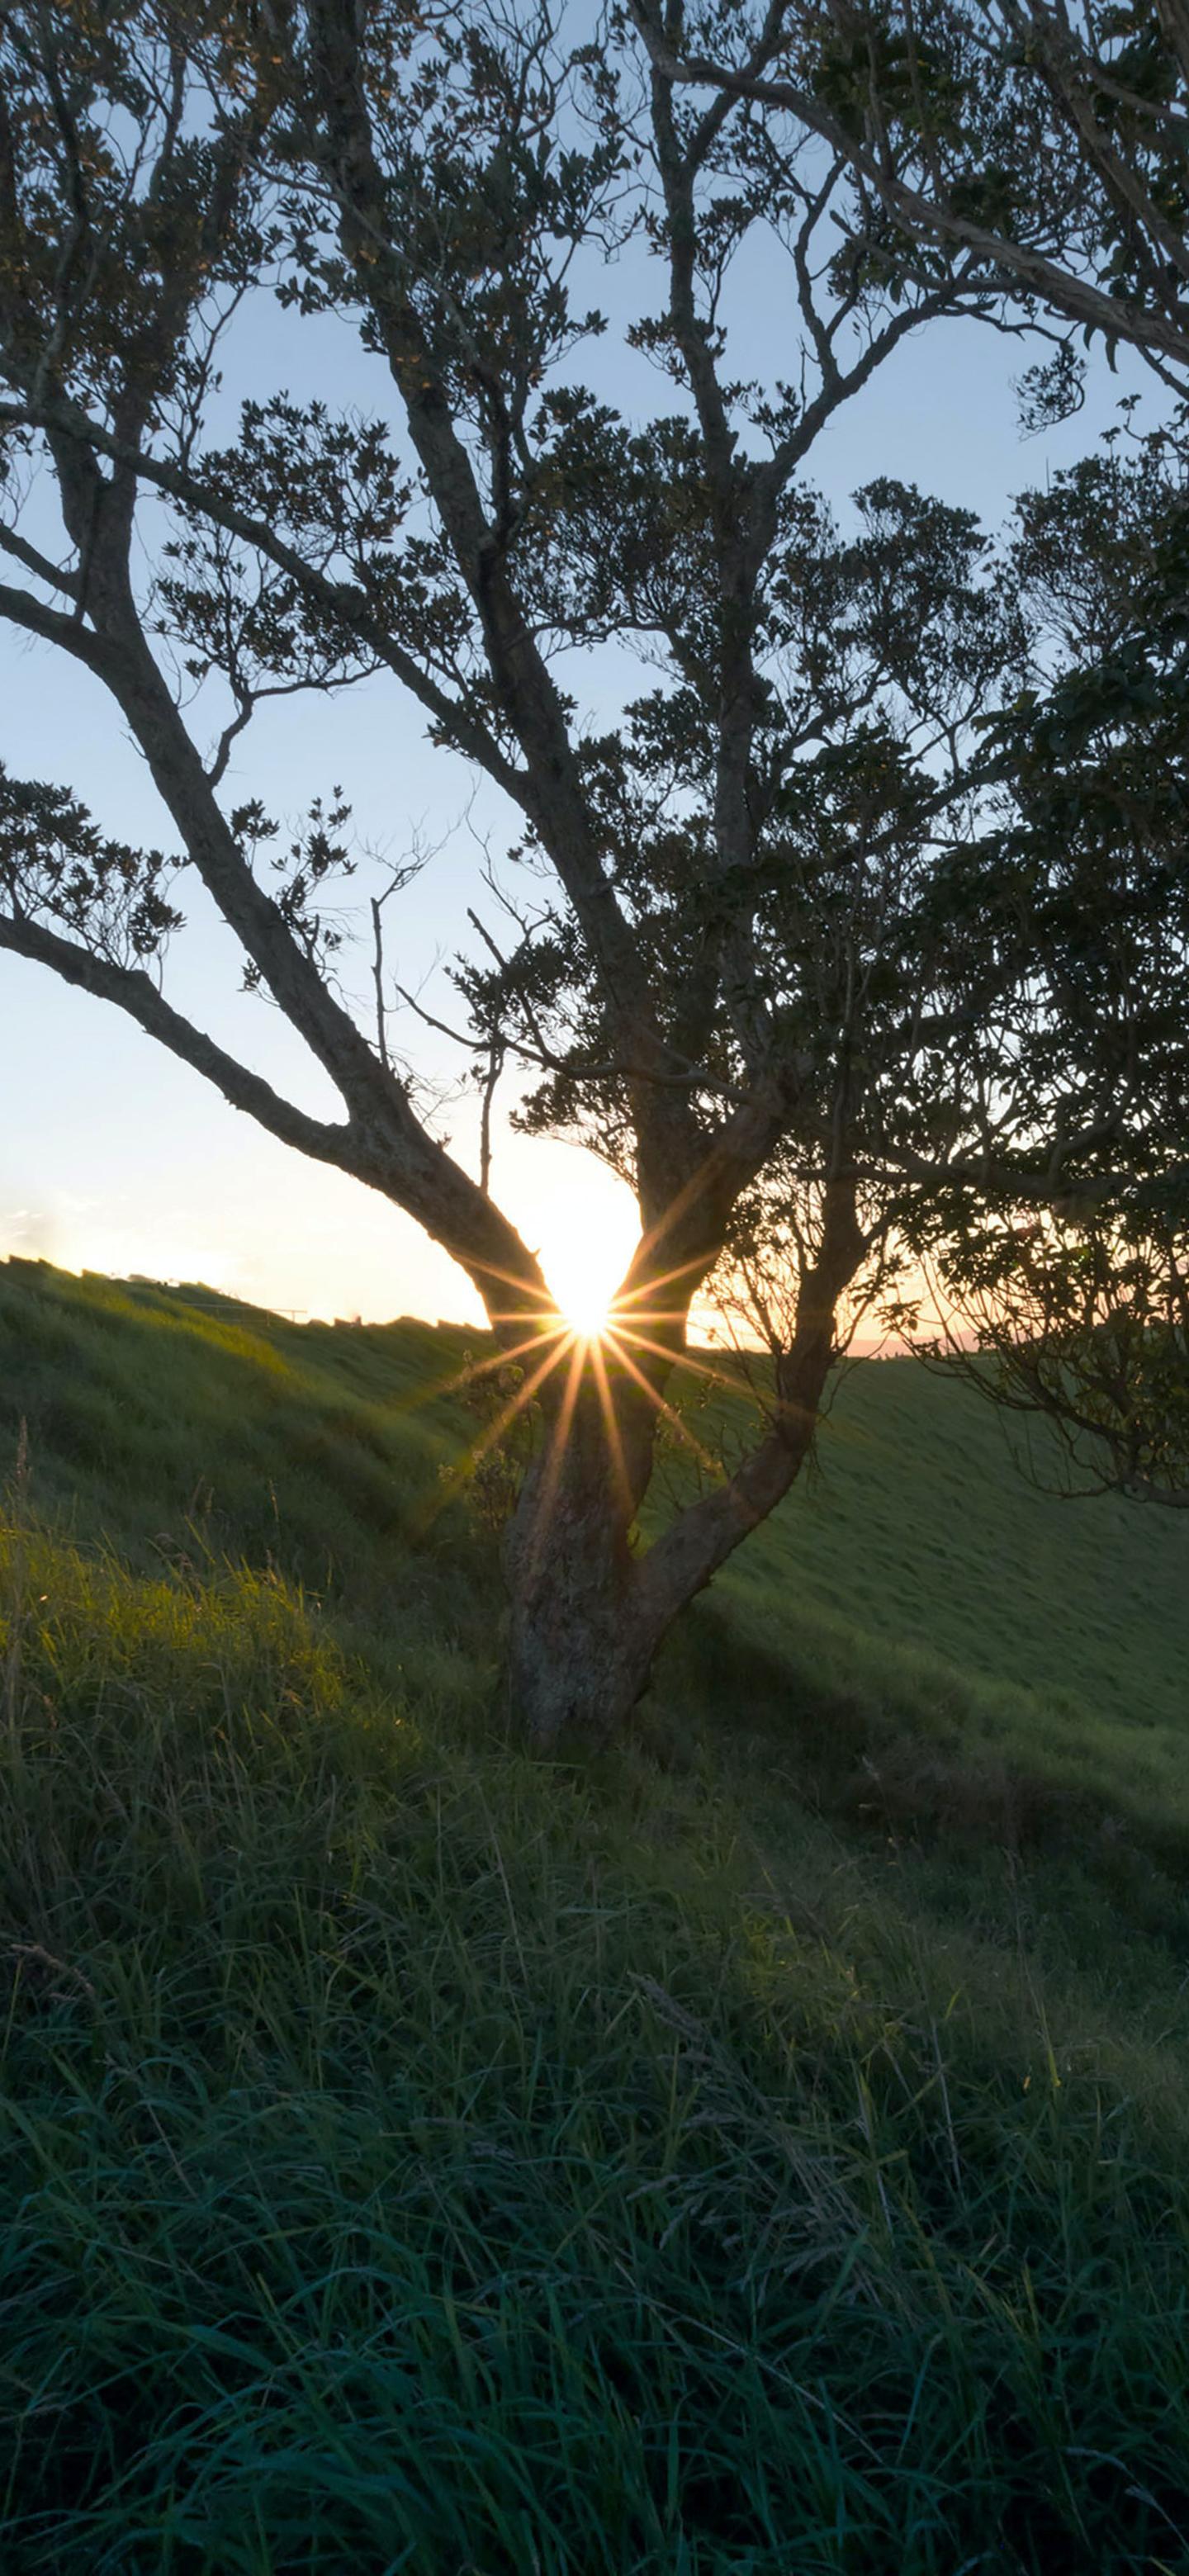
[3,1255,1184,1844]
[1,1258,1188,2573]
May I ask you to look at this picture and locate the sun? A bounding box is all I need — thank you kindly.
[545,1238,618,1344]
[558,1281,613,1342]
[533,1169,641,1348]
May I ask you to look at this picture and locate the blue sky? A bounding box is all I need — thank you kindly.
[0,180,1155,1326]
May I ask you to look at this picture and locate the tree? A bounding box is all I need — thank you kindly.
[0,0,1185,1744]
[903,404,1189,1503]
[630,0,1189,405]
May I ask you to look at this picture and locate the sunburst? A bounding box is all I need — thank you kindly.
[399,1226,733,1542]
[555,1279,614,1342]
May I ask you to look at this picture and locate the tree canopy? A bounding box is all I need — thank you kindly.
[634,0,1189,400]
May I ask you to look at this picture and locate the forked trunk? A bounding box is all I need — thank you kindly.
[501,1185,866,1748]
[502,1392,812,1748]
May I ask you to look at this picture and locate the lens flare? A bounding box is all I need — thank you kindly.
[546,1242,618,1342]
[557,1282,612,1341]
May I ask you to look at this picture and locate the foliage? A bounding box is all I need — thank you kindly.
[0,765,182,964]
[897,405,1189,1498]
[447,1347,545,1533]
[642,0,1189,394]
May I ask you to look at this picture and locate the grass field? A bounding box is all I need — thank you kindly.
[2,1256,1187,2572]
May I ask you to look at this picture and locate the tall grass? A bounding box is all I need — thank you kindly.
[1,1262,1188,2569]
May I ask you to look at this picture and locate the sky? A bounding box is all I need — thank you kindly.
[0,93,1158,1332]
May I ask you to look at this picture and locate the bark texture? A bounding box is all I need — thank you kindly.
[504,1466,654,1748]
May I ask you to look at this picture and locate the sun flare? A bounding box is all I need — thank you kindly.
[557,1284,613,1342]
[544,1236,623,1345]
[521,1160,642,1353]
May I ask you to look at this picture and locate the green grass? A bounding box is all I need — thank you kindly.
[1,1256,1188,2573]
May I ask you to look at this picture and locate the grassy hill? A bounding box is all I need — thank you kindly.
[1,1257,1187,2572]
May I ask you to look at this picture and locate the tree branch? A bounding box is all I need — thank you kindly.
[0,904,354,1167]
[632,1178,867,1631]
[628,5,1189,375]
[0,394,531,803]
[296,0,703,1220]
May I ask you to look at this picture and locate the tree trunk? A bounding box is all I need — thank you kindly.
[504,1528,658,1750]
[502,1387,659,1747]
[501,1183,867,1749]
[501,1387,814,1749]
